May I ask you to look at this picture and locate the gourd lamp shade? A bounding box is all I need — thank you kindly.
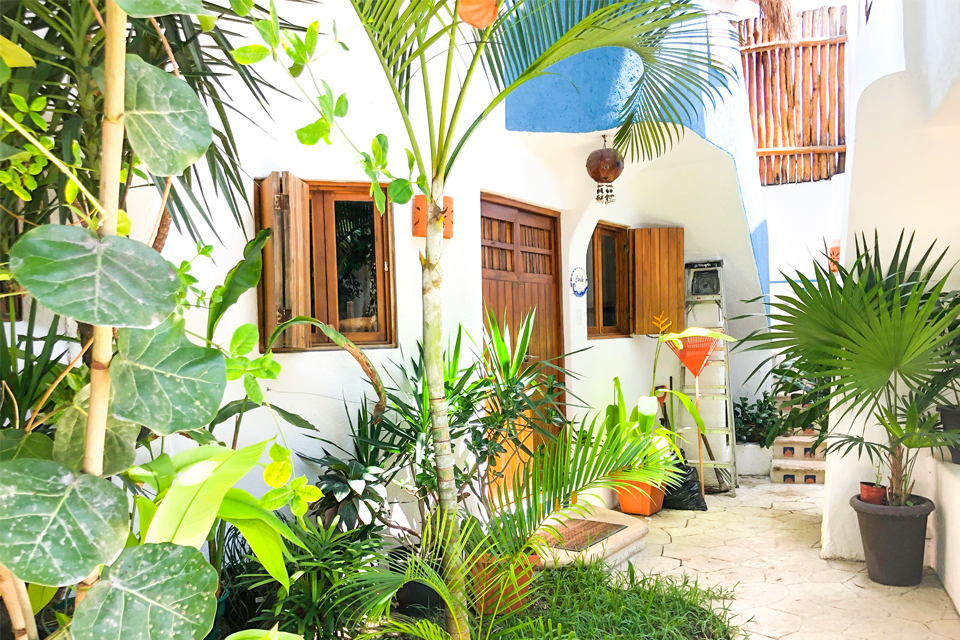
[586,136,623,204]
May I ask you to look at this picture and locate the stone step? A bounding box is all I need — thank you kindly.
[539,506,649,571]
[771,458,826,484]
[772,435,826,461]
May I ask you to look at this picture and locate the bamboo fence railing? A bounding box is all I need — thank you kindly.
[739,6,847,186]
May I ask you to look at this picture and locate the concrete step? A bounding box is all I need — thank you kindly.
[771,458,826,484]
[539,506,649,571]
[772,434,826,461]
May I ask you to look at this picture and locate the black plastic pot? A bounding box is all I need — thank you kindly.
[939,406,960,464]
[388,546,443,618]
[850,495,934,586]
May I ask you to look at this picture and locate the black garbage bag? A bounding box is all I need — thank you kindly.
[663,452,708,511]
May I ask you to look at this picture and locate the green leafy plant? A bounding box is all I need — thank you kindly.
[740,232,960,505]
[242,517,384,640]
[733,392,783,446]
[234,4,735,633]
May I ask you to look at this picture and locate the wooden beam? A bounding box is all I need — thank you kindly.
[756,145,846,156]
[740,34,847,53]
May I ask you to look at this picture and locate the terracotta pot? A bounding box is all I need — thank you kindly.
[850,494,934,586]
[471,554,539,614]
[616,480,665,516]
[859,482,886,505]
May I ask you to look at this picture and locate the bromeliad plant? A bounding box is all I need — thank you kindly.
[741,232,960,506]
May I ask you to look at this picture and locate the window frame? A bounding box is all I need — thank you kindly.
[586,221,631,339]
[308,181,396,348]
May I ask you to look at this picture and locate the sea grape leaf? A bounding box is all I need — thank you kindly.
[0,459,128,586]
[9,224,179,327]
[0,429,53,460]
[52,385,138,476]
[145,441,266,548]
[121,54,212,177]
[113,0,214,17]
[207,229,270,340]
[111,315,227,435]
[71,543,217,640]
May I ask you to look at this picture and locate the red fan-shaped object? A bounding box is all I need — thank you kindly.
[666,336,720,498]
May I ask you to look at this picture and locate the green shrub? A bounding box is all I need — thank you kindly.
[733,392,782,447]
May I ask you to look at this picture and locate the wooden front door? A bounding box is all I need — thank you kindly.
[480,197,563,369]
[481,196,563,495]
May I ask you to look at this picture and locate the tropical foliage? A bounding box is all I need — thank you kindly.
[231,4,734,633]
[741,232,960,505]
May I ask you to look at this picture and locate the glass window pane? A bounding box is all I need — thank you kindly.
[586,236,595,328]
[334,200,379,332]
[601,233,618,327]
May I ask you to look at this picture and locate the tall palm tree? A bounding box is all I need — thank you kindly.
[348,1,734,636]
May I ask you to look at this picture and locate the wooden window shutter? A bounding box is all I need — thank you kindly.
[255,171,312,350]
[631,227,685,335]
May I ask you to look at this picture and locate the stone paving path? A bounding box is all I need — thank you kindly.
[627,477,960,639]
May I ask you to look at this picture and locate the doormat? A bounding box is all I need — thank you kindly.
[540,519,626,552]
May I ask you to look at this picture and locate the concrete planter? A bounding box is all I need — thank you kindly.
[736,442,773,476]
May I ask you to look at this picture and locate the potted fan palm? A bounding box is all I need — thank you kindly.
[742,232,960,586]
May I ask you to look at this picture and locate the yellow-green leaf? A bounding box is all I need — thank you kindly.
[263,459,292,488]
[0,36,35,68]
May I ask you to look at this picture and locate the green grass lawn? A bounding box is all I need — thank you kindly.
[508,561,740,640]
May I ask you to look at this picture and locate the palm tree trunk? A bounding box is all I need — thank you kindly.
[423,176,469,640]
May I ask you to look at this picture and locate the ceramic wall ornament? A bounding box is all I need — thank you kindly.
[412,194,454,239]
[585,135,624,204]
[570,267,589,298]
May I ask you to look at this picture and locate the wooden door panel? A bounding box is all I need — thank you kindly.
[481,198,562,498]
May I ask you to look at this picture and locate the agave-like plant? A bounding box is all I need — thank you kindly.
[741,232,960,505]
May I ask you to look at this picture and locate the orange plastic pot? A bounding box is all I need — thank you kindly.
[860,482,886,505]
[471,554,539,614]
[617,480,665,516]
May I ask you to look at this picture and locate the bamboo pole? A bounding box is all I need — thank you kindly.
[826,7,837,178]
[818,8,829,180]
[0,564,38,640]
[802,10,812,182]
[838,6,847,173]
[78,0,126,604]
[767,20,781,184]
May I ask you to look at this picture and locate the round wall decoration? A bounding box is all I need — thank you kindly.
[570,267,589,298]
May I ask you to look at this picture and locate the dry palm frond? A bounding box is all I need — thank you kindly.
[753,0,797,41]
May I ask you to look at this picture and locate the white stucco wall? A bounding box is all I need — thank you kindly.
[11,2,764,522]
[819,0,960,610]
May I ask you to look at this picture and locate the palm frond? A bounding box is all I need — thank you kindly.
[470,0,735,164]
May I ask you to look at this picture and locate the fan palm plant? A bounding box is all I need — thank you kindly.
[344,4,733,634]
[741,232,960,506]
